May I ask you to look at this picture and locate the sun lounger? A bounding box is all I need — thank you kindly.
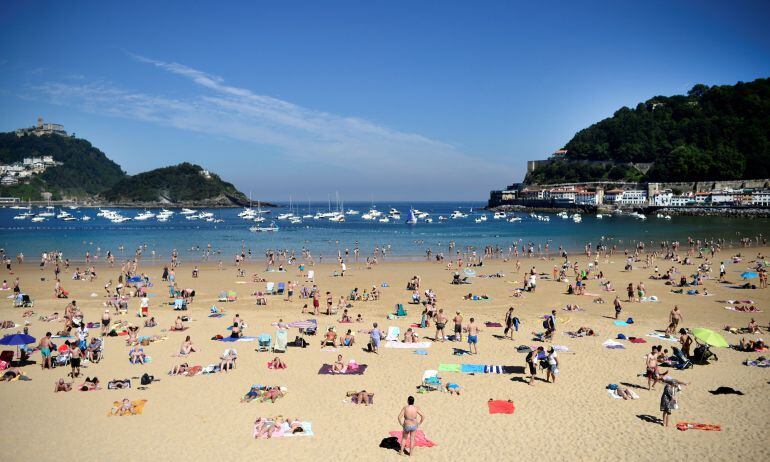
[265,282,275,295]
[257,334,272,352]
[276,283,285,295]
[273,330,288,353]
[218,291,227,302]
[385,326,400,341]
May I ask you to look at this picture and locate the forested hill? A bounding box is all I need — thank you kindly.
[0,132,126,198]
[525,77,770,184]
[100,163,251,206]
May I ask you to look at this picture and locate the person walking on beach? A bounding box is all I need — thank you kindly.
[525,346,543,386]
[546,346,559,383]
[669,306,683,330]
[504,307,517,339]
[398,396,425,456]
[646,346,661,390]
[434,309,447,342]
[466,318,481,354]
[660,379,677,427]
[614,296,623,320]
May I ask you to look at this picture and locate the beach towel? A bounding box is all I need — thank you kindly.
[385,341,432,349]
[108,399,147,417]
[484,365,503,374]
[602,340,625,349]
[414,349,429,355]
[387,430,436,448]
[614,320,629,326]
[461,364,485,374]
[646,333,678,342]
[488,400,515,414]
[743,359,770,367]
[727,300,754,305]
[217,336,257,342]
[485,322,503,327]
[385,326,400,341]
[208,313,225,318]
[552,345,570,352]
[318,364,368,375]
[676,422,722,432]
[640,296,659,302]
[724,306,762,313]
[606,389,639,399]
[438,363,461,372]
[283,422,313,437]
[629,337,647,343]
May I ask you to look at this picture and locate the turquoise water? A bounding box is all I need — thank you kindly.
[1,202,768,262]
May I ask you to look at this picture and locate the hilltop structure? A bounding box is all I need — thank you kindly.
[15,117,69,137]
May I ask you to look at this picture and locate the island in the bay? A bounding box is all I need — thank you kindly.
[0,118,272,207]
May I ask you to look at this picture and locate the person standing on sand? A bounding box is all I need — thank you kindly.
[546,346,559,383]
[669,306,683,329]
[434,309,447,342]
[504,307,516,339]
[526,347,542,386]
[614,296,623,320]
[466,318,481,354]
[452,311,463,342]
[660,379,677,427]
[646,346,662,390]
[398,396,425,456]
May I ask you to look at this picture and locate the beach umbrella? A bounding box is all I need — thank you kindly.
[0,333,36,346]
[691,328,729,348]
[740,272,759,279]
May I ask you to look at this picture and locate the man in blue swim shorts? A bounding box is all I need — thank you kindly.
[466,317,481,355]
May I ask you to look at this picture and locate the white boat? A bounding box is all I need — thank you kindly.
[110,216,131,223]
[289,217,303,224]
[277,213,294,220]
[31,216,46,222]
[345,209,359,215]
[378,217,390,223]
[388,208,401,220]
[477,214,488,221]
[450,210,467,219]
[438,215,447,221]
[180,208,196,215]
[424,218,433,223]
[56,211,73,219]
[252,216,266,223]
[493,211,506,219]
[664,215,672,220]
[249,221,279,232]
[81,216,91,221]
[134,211,156,221]
[62,216,77,221]
[572,214,582,223]
[596,214,603,219]
[329,213,345,222]
[508,216,521,222]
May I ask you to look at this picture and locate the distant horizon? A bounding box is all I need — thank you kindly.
[1,1,769,200]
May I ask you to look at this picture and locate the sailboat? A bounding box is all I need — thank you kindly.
[250,221,279,232]
[405,208,418,224]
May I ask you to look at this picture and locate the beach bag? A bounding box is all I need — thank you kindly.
[293,336,308,348]
[141,373,154,385]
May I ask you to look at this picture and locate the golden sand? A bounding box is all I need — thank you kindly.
[0,251,768,461]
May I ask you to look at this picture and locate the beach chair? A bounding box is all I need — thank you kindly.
[672,347,693,369]
[395,304,407,317]
[299,320,317,336]
[307,270,314,281]
[173,299,187,311]
[266,282,275,295]
[52,350,71,368]
[276,282,285,295]
[257,333,272,352]
[227,291,237,302]
[386,326,400,341]
[421,370,442,391]
[273,330,288,353]
[218,291,227,302]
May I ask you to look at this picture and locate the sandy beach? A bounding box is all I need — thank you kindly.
[0,248,768,461]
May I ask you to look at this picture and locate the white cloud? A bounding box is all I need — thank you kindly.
[29,54,514,198]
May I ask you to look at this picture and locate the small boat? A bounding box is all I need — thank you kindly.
[493,211,506,219]
[378,217,390,223]
[31,216,46,222]
[249,221,279,232]
[180,208,196,215]
[345,209,359,215]
[596,214,603,219]
[508,216,521,222]
[450,210,467,219]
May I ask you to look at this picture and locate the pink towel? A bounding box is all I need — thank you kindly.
[388,429,436,447]
[488,400,515,414]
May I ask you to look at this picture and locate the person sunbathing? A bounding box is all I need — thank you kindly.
[268,357,286,369]
[253,417,280,439]
[341,329,355,347]
[168,363,189,375]
[564,304,582,311]
[612,385,636,400]
[219,349,237,372]
[230,323,242,339]
[54,378,72,392]
[0,367,24,382]
[125,326,139,345]
[144,317,157,328]
[321,328,337,348]
[332,354,346,373]
[748,318,763,334]
[261,386,284,403]
[339,309,351,323]
[113,398,137,416]
[129,346,146,364]
[576,326,596,337]
[241,385,262,403]
[170,317,185,331]
[179,336,197,355]
[403,328,418,343]
[738,338,767,352]
[446,382,461,395]
[79,377,100,391]
[350,390,373,405]
[39,312,60,322]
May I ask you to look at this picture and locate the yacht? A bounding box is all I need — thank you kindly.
[508,216,521,222]
[329,213,345,222]
[378,217,390,223]
[134,211,156,221]
[596,214,603,219]
[450,210,467,219]
[31,216,46,222]
[493,211,506,219]
[345,209,359,215]
[56,211,73,219]
[572,214,582,223]
[180,208,196,215]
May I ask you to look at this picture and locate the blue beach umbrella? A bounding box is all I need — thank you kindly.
[740,272,759,279]
[0,333,36,346]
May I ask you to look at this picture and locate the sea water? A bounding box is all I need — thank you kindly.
[1,202,768,262]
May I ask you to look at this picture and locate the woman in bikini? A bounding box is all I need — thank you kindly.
[179,336,197,355]
[332,354,345,373]
[341,329,355,347]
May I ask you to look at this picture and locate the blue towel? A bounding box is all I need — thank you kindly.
[614,320,628,326]
[413,349,428,355]
[461,364,485,373]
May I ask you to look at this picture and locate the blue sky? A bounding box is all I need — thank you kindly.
[1,0,769,200]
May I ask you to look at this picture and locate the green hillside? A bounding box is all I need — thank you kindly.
[525,77,770,184]
[101,162,249,205]
[0,132,126,199]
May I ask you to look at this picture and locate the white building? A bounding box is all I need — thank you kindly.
[616,190,648,205]
[651,190,673,206]
[575,190,600,205]
[670,195,695,207]
[751,190,770,206]
[710,190,736,204]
